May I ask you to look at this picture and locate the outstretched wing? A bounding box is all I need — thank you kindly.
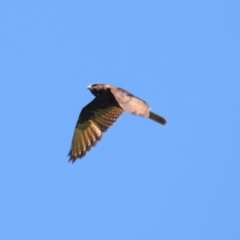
[68,98,123,162]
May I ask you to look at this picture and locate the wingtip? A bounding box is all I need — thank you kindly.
[68,149,88,163]
[68,152,76,163]
[68,149,80,163]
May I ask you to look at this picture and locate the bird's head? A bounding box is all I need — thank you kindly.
[87,84,111,97]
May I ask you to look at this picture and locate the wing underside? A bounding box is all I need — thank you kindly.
[68,98,123,162]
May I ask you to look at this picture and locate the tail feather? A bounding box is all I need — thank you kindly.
[149,111,167,125]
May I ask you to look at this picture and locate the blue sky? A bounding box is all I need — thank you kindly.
[1,1,240,239]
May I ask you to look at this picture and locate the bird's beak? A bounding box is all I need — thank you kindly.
[87,84,91,89]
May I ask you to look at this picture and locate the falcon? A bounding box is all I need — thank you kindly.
[68,84,167,162]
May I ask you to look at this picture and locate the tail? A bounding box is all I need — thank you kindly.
[149,111,167,125]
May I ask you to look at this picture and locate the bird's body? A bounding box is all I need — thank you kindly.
[68,84,167,162]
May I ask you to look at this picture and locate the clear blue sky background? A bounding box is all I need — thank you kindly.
[1,1,239,239]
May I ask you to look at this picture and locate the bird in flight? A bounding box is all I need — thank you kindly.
[68,84,167,162]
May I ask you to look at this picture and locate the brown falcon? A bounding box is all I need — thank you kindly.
[68,84,167,162]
